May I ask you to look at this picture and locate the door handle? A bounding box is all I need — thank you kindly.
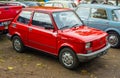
[29,28,32,31]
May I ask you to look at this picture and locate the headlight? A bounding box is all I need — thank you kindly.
[85,42,91,48]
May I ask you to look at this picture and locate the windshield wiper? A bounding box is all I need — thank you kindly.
[60,26,70,29]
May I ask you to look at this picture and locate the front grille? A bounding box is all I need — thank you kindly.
[92,37,106,52]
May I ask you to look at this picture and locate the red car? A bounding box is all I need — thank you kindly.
[7,7,110,69]
[0,3,22,34]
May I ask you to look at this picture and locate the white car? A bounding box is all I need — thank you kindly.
[44,1,77,9]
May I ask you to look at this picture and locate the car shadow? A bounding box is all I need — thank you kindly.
[24,47,59,62]
[23,47,108,72]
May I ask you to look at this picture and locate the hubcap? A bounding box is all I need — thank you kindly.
[14,39,21,51]
[62,52,74,67]
[108,34,118,47]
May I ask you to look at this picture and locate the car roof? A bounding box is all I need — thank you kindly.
[78,4,120,10]
[23,7,71,13]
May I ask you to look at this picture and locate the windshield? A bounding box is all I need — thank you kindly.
[53,11,83,29]
[112,9,120,21]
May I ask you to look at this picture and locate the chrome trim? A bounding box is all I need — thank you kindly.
[77,43,110,62]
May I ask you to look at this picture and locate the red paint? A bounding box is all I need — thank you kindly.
[0,4,22,33]
[8,7,108,56]
[0,26,4,31]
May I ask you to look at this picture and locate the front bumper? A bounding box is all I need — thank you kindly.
[77,43,110,62]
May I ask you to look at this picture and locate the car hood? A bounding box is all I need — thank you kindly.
[60,26,107,43]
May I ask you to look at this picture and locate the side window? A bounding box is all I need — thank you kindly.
[112,10,120,22]
[76,7,90,18]
[54,3,63,8]
[17,11,32,24]
[112,11,118,21]
[91,8,107,19]
[32,12,53,28]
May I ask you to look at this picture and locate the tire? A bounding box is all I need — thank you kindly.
[108,32,120,48]
[59,48,79,69]
[12,36,24,53]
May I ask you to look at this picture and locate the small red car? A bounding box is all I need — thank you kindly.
[7,7,110,69]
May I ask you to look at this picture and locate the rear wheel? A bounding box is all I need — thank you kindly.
[108,32,120,48]
[59,48,79,69]
[12,36,24,53]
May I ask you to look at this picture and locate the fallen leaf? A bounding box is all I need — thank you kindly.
[7,67,14,70]
[36,63,42,66]
[81,69,89,75]
[0,59,5,63]
[90,74,97,78]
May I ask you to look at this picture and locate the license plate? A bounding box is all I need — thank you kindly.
[97,50,107,57]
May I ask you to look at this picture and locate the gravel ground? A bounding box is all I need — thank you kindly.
[0,35,120,78]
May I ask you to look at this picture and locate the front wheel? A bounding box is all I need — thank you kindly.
[59,48,79,69]
[108,32,120,48]
[12,36,24,53]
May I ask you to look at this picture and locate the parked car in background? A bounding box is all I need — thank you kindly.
[39,1,45,6]
[44,1,77,9]
[22,1,41,7]
[0,3,22,34]
[5,1,42,8]
[87,0,119,5]
[5,1,28,8]
[107,0,120,6]
[7,7,110,69]
[76,4,120,48]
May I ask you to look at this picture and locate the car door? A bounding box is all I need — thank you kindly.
[76,7,90,26]
[87,8,109,30]
[28,12,57,54]
[13,10,32,43]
